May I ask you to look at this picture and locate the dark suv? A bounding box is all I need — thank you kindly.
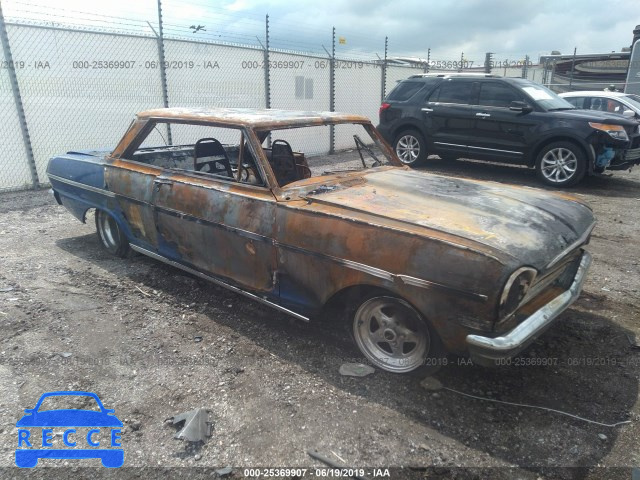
[377,74,640,186]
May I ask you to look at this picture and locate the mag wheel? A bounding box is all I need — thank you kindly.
[393,130,427,166]
[535,142,586,187]
[95,209,130,258]
[352,296,443,374]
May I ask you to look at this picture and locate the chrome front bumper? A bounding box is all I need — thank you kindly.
[466,251,592,366]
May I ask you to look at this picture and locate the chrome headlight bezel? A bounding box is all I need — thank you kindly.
[498,267,537,321]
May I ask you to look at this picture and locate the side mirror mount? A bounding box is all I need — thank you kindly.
[510,101,533,113]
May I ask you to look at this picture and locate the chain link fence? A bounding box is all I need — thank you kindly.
[0,32,31,191]
[1,12,636,193]
[5,24,165,189]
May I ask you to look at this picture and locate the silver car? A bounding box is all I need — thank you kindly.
[560,91,640,167]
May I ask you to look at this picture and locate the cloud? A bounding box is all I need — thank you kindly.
[6,0,639,63]
[214,0,639,61]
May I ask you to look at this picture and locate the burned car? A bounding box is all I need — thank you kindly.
[47,108,595,373]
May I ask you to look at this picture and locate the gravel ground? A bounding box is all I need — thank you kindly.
[0,157,639,480]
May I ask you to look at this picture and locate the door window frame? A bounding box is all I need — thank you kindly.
[116,119,275,192]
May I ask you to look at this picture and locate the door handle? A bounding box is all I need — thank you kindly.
[421,108,434,112]
[154,179,173,190]
[475,112,491,118]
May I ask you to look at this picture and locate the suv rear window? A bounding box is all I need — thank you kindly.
[429,81,473,105]
[386,81,425,101]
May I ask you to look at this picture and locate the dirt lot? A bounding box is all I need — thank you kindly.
[0,158,639,479]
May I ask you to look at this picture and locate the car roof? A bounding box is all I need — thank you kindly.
[559,91,628,98]
[136,107,371,129]
[403,74,533,88]
[409,73,500,78]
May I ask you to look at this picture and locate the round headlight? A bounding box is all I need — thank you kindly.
[499,267,537,320]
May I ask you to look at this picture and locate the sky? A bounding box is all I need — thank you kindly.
[3,0,639,63]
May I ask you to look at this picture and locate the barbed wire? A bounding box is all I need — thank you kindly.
[0,0,592,64]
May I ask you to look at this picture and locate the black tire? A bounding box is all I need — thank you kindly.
[351,295,445,375]
[95,209,130,258]
[535,141,586,187]
[393,130,428,167]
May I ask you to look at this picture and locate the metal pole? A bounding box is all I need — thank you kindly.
[484,52,493,74]
[381,36,387,102]
[522,55,529,79]
[156,0,172,144]
[264,14,271,148]
[426,48,430,73]
[568,47,577,89]
[0,1,39,188]
[264,14,271,109]
[329,26,335,154]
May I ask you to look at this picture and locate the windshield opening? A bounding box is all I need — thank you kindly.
[622,94,640,111]
[257,123,395,188]
[519,81,575,111]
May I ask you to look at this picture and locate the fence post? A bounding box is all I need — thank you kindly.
[264,15,271,110]
[569,47,577,89]
[522,55,529,79]
[484,52,493,73]
[156,0,172,144]
[542,58,551,86]
[264,14,271,147]
[0,2,39,188]
[329,26,335,155]
[425,48,430,73]
[549,58,557,88]
[380,36,387,102]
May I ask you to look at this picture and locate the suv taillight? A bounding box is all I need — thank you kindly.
[379,102,391,120]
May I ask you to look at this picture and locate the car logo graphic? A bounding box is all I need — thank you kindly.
[15,391,123,468]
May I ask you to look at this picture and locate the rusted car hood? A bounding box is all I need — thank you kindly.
[303,169,594,270]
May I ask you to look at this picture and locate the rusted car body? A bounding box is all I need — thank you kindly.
[47,108,595,373]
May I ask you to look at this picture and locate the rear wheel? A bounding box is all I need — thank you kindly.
[393,130,427,167]
[95,209,130,257]
[535,141,586,187]
[352,296,444,375]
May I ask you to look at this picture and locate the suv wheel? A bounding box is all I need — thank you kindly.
[393,130,427,167]
[535,142,586,187]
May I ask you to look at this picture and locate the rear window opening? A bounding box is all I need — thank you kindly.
[386,81,425,101]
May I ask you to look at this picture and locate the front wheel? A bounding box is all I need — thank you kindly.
[535,142,586,187]
[95,209,130,257]
[352,296,444,374]
[393,130,427,167]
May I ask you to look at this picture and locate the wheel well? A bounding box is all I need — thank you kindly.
[82,207,96,224]
[530,137,589,167]
[392,124,423,142]
[323,284,388,309]
[319,284,394,320]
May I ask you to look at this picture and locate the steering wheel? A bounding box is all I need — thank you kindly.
[195,159,228,174]
[241,165,260,184]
